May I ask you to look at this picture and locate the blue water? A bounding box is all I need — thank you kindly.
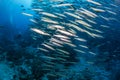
[0,0,120,80]
[0,0,33,41]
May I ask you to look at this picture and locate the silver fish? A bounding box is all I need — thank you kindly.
[31,28,50,36]
[52,3,72,7]
[41,12,58,18]
[87,0,102,6]
[22,12,33,17]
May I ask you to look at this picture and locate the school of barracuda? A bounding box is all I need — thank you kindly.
[21,0,120,79]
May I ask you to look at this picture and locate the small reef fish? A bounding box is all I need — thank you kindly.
[59,38,71,43]
[41,12,58,18]
[50,38,64,44]
[48,25,64,29]
[80,8,97,18]
[51,41,63,47]
[86,19,97,24]
[57,29,75,36]
[65,42,76,47]
[56,49,70,55]
[54,13,66,18]
[52,3,72,7]
[41,17,59,24]
[54,34,70,39]
[79,45,88,49]
[76,20,92,27]
[38,48,49,52]
[64,12,82,19]
[42,43,55,51]
[74,37,87,42]
[31,28,50,36]
[50,0,64,2]
[31,8,43,12]
[90,7,105,12]
[87,0,102,6]
[40,56,56,60]
[22,12,33,17]
[74,49,86,53]
[30,19,38,24]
